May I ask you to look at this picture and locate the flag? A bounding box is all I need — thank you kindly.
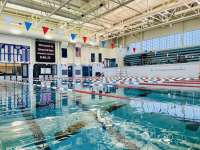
[111,42,115,49]
[42,26,49,35]
[101,41,106,47]
[132,48,136,53]
[71,33,77,40]
[24,21,32,31]
[83,36,88,43]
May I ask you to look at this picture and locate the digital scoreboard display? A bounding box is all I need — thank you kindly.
[35,40,55,62]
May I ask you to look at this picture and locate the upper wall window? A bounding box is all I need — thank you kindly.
[184,30,200,47]
[62,48,67,58]
[91,53,95,62]
[129,33,184,54]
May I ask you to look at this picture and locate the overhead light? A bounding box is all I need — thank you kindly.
[99,3,104,7]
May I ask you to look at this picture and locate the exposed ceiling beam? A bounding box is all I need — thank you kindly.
[99,0,183,35]
[65,0,136,34]
[89,0,135,21]
[100,0,200,40]
[36,0,73,27]
[0,0,8,14]
[111,0,142,14]
[7,0,79,20]
[6,0,105,30]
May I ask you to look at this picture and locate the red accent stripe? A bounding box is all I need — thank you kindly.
[117,85,147,90]
[140,83,200,88]
[165,81,200,85]
[73,89,128,99]
[116,83,200,89]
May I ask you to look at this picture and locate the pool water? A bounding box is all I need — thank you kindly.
[0,81,200,150]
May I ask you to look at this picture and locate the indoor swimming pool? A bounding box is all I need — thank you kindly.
[0,81,200,150]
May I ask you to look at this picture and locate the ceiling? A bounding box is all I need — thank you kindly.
[0,0,200,42]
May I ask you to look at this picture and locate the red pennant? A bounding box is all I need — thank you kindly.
[133,48,136,53]
[42,26,49,35]
[83,36,88,43]
[111,42,115,49]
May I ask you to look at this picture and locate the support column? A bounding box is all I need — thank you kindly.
[57,42,62,88]
[29,82,35,114]
[28,64,33,84]
[181,22,185,48]
[29,39,35,84]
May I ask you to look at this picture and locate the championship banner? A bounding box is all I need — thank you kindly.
[0,43,30,63]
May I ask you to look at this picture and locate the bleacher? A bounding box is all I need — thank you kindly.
[124,46,200,66]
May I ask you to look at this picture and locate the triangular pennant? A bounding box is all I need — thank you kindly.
[132,48,136,53]
[42,26,49,35]
[83,36,88,43]
[111,42,115,49]
[24,21,32,31]
[71,33,77,40]
[101,41,106,48]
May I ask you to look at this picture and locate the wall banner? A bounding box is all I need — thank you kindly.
[0,43,30,63]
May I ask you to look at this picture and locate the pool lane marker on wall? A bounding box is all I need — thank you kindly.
[73,89,128,99]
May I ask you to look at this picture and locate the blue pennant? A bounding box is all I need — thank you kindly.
[24,21,32,31]
[71,33,77,40]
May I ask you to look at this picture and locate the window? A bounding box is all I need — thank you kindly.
[174,34,181,48]
[128,29,200,54]
[110,58,116,67]
[62,48,67,58]
[98,53,102,62]
[142,40,147,53]
[104,58,116,67]
[91,53,95,62]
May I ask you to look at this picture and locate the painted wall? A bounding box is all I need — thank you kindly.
[0,34,32,46]
[0,33,120,71]
[60,45,119,65]
[59,43,122,77]
[103,62,200,78]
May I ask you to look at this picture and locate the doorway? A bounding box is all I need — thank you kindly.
[68,66,73,77]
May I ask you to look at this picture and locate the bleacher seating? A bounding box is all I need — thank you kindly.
[124,46,200,66]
